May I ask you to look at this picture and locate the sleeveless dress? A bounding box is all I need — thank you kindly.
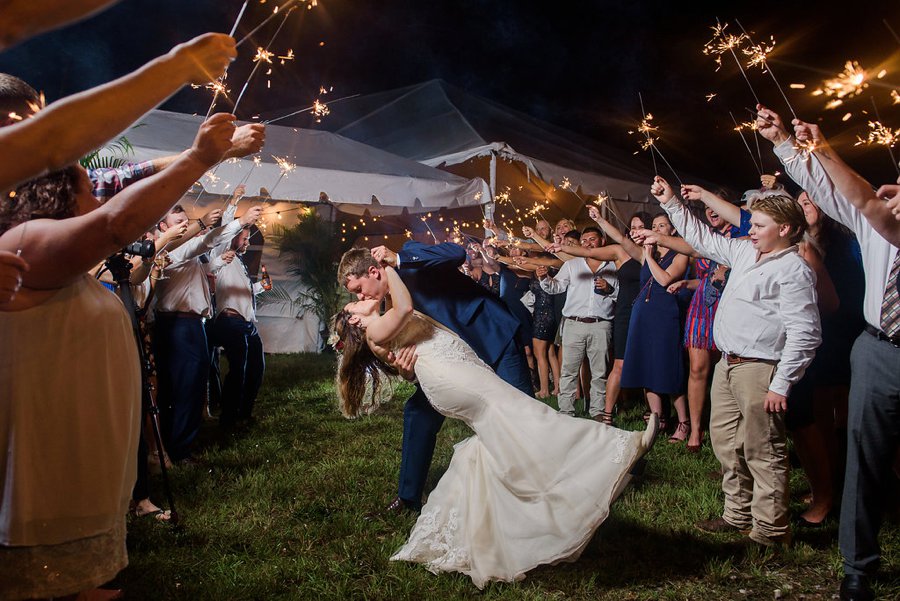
[682,257,724,350]
[0,276,141,599]
[390,314,647,588]
[613,259,641,360]
[620,252,686,394]
[529,271,559,341]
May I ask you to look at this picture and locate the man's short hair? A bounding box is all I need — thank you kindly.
[751,194,807,244]
[563,230,581,242]
[581,226,602,238]
[0,73,40,125]
[337,247,378,284]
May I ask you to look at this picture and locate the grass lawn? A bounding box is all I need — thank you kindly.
[120,353,900,600]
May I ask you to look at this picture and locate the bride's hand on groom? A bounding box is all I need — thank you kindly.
[388,344,418,381]
[372,245,398,267]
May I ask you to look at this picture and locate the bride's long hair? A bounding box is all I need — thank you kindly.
[332,310,398,418]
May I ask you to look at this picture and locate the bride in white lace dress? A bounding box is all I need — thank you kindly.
[333,265,658,589]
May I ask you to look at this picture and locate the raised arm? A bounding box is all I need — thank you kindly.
[587,205,642,261]
[392,241,466,270]
[0,113,236,290]
[652,176,741,267]
[680,184,741,227]
[0,0,121,50]
[365,267,414,346]
[0,32,236,190]
[522,225,577,262]
[545,240,628,263]
[790,118,899,246]
[630,227,700,258]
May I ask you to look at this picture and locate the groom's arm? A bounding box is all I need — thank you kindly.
[395,241,467,270]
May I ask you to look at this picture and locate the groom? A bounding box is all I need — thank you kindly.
[338,240,533,513]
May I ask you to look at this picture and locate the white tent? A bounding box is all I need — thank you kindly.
[120,109,492,353]
[292,79,659,224]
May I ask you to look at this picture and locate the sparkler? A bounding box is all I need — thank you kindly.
[631,95,683,187]
[232,6,296,116]
[262,93,362,125]
[203,1,250,118]
[589,191,629,229]
[235,0,302,48]
[729,111,764,175]
[703,19,761,106]
[419,215,439,243]
[735,21,797,120]
[811,61,871,109]
[266,154,297,200]
[311,98,330,122]
[856,98,900,177]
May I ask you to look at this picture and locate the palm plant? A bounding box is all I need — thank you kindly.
[79,136,135,170]
[257,210,347,351]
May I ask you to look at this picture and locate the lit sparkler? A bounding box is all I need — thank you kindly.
[312,98,330,122]
[703,20,761,106]
[891,90,900,105]
[735,21,798,120]
[812,61,870,108]
[253,47,275,64]
[235,0,302,48]
[730,112,764,175]
[232,6,297,116]
[855,120,900,148]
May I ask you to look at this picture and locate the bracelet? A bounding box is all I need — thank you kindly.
[197,218,207,229]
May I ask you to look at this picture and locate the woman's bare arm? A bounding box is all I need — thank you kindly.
[365,267,414,346]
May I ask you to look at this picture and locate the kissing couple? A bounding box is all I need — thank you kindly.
[332,239,658,588]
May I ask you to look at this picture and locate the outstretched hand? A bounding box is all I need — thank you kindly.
[877,184,900,221]
[189,112,236,168]
[631,227,657,245]
[792,119,827,147]
[680,184,706,202]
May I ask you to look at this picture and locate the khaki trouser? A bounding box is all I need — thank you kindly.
[710,358,790,541]
[558,318,612,417]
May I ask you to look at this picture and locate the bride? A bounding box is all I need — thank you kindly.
[332,264,658,589]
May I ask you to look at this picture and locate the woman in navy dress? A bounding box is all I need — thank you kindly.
[620,213,690,433]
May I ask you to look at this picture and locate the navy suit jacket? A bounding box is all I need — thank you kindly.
[397,241,520,366]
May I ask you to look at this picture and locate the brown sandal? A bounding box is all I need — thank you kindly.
[668,421,690,443]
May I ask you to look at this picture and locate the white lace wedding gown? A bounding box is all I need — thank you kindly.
[389,314,647,588]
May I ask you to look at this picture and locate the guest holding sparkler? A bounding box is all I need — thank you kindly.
[757,106,897,600]
[0,113,237,601]
[618,211,690,437]
[545,207,651,425]
[653,173,820,549]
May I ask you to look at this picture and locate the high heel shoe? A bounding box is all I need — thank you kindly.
[668,421,690,444]
[686,430,703,453]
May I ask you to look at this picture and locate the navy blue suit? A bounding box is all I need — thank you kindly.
[396,241,532,507]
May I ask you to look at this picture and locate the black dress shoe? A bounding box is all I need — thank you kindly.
[840,574,873,601]
[385,496,420,515]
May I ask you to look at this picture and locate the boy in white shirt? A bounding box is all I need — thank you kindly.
[649,176,821,547]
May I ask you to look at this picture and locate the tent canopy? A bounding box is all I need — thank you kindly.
[122,109,490,216]
[283,79,663,223]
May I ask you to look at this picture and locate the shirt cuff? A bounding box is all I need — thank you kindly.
[768,375,791,398]
[773,138,795,160]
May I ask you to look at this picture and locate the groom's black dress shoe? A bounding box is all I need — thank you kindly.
[385,496,420,514]
[840,575,873,601]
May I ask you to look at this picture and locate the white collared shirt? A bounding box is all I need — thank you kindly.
[774,139,900,330]
[210,253,264,321]
[539,257,617,320]
[154,217,243,316]
[663,198,821,396]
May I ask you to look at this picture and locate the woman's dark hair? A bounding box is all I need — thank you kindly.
[0,165,81,235]
[630,211,653,230]
[563,229,581,242]
[332,310,398,417]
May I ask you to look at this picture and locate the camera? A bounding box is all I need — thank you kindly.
[123,239,156,259]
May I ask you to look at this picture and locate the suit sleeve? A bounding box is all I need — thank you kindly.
[397,241,467,270]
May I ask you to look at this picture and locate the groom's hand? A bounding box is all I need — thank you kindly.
[372,245,398,267]
[388,344,418,381]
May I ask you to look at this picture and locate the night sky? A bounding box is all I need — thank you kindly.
[3,0,899,191]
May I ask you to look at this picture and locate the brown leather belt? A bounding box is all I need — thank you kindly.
[566,316,608,324]
[725,354,776,366]
[219,308,245,319]
[157,311,204,320]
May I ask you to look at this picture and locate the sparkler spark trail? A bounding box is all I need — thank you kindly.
[204,1,250,117]
[859,98,900,177]
[632,93,659,176]
[235,0,302,48]
[311,98,330,122]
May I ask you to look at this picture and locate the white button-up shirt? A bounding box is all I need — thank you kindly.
[539,257,617,320]
[774,139,900,330]
[210,253,264,322]
[154,216,243,317]
[663,198,821,396]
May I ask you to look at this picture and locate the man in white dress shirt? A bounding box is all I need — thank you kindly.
[208,223,266,428]
[653,176,821,549]
[153,203,262,461]
[537,226,618,419]
[756,105,900,601]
